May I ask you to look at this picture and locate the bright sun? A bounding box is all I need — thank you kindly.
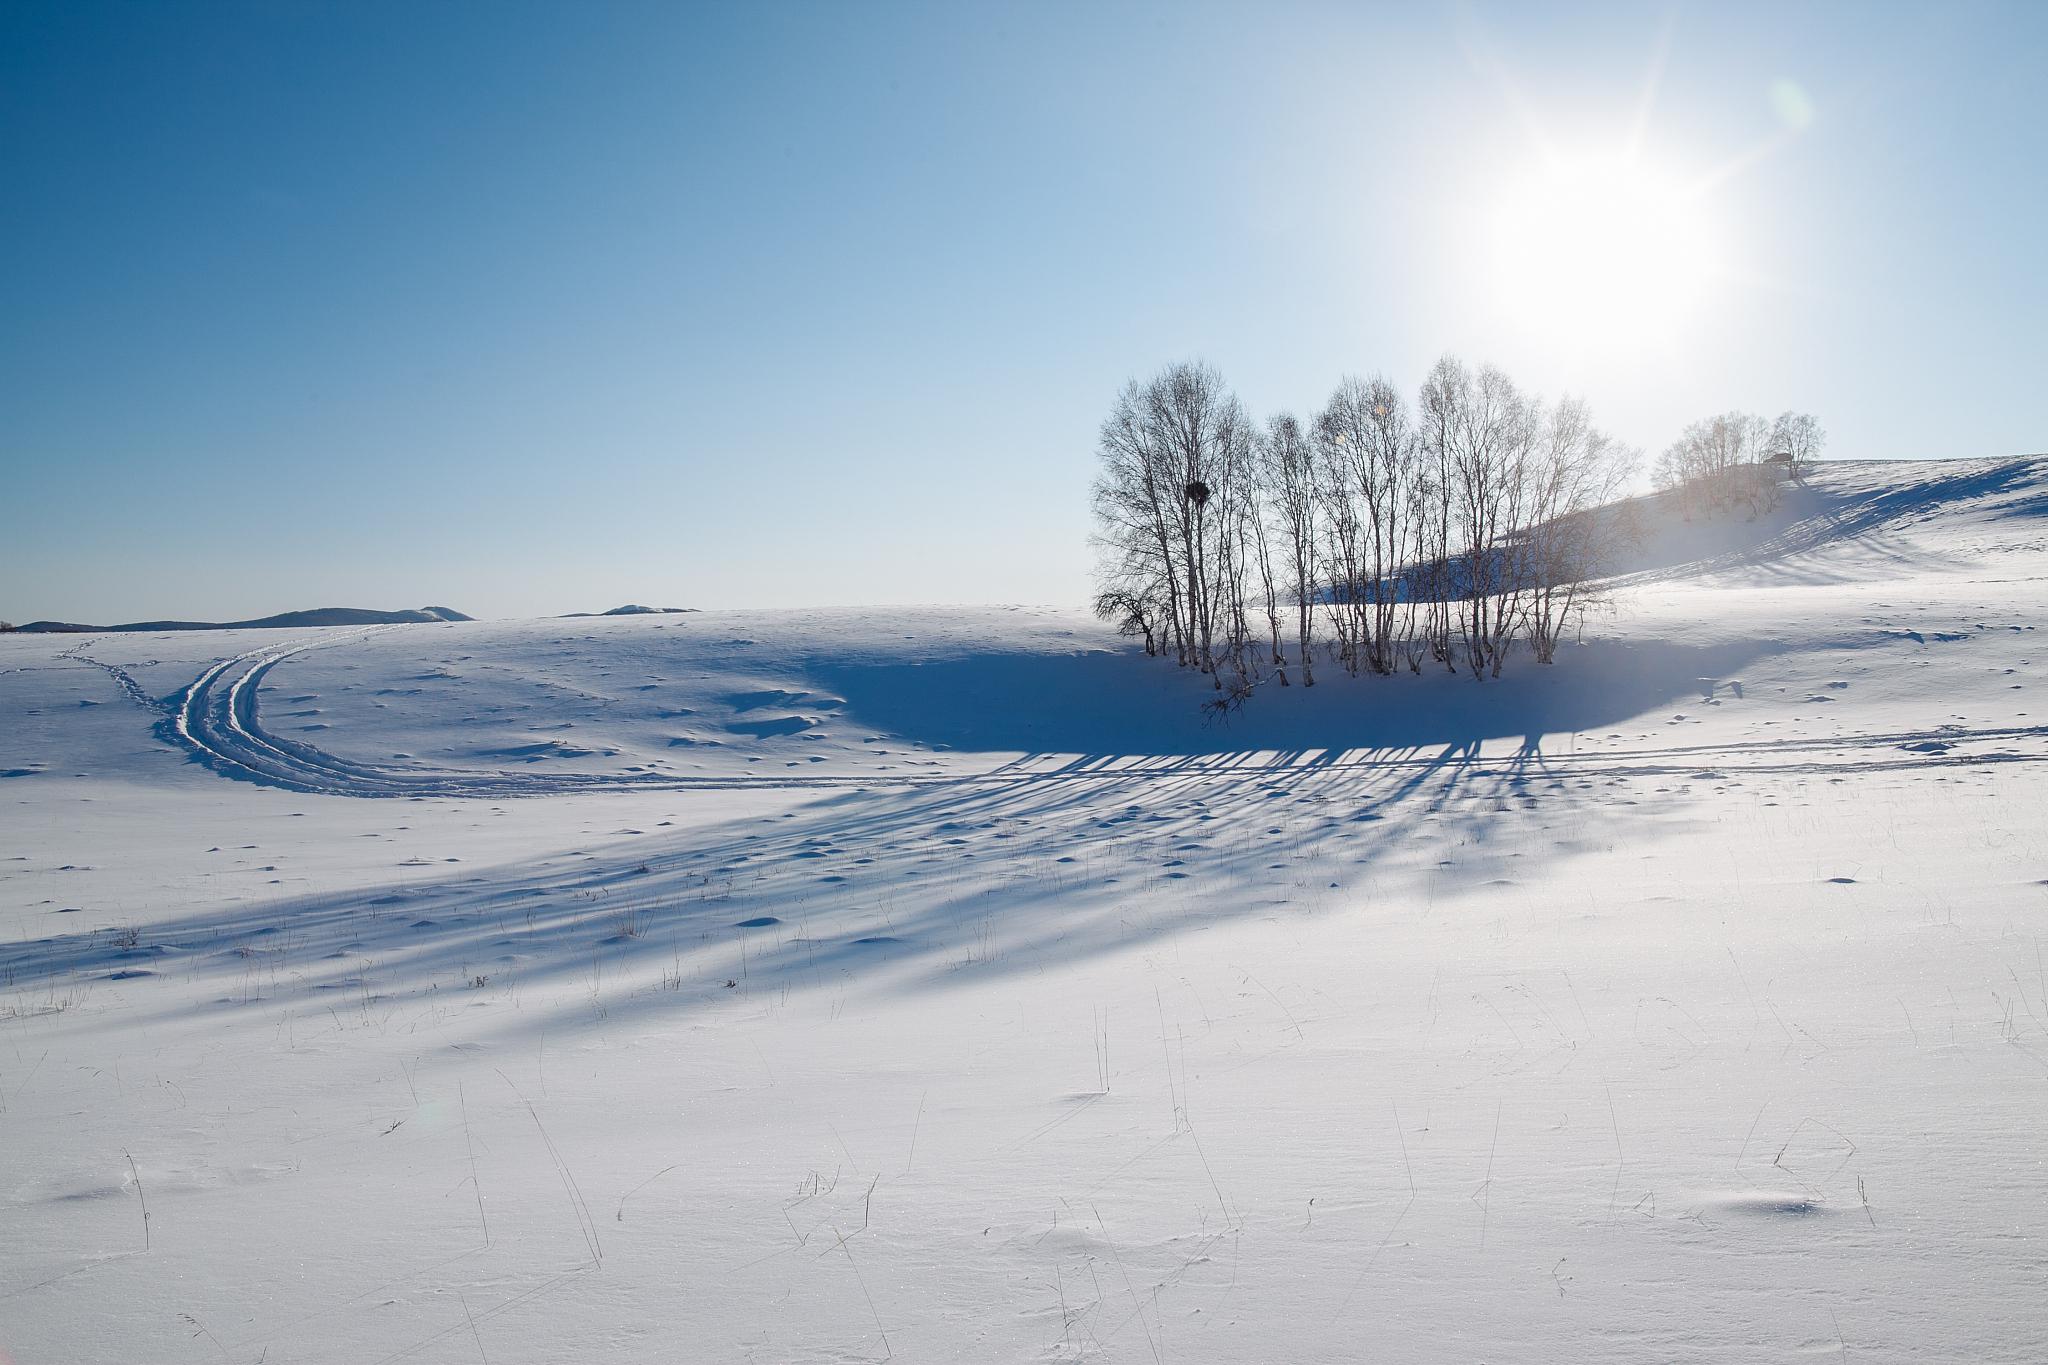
[1490,153,1718,350]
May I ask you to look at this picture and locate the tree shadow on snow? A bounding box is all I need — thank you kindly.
[0,668,1756,1042]
[812,637,1770,759]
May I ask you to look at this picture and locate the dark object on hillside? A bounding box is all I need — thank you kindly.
[14,606,473,633]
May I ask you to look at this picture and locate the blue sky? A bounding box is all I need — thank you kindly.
[3,0,2043,622]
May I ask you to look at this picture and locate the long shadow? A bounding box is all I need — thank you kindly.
[2,724,1708,1045]
[21,707,2039,1041]
[810,637,1770,758]
[0,628,1809,1038]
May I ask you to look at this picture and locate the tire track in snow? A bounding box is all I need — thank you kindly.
[169,632,958,798]
[162,635,2048,800]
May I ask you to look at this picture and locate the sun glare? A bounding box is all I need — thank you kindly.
[1490,153,1718,350]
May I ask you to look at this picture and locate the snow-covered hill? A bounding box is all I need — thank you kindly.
[12,604,473,633]
[1615,454,2048,584]
[2,457,2045,1363]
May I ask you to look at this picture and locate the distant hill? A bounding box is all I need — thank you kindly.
[14,606,472,634]
[560,605,697,618]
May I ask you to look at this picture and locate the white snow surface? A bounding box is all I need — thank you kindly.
[4,457,2046,1362]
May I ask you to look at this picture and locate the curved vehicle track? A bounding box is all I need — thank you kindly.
[139,634,2048,800]
[166,631,922,798]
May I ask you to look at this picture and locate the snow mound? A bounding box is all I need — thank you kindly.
[561,605,697,617]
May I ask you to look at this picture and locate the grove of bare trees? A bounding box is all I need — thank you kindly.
[1652,409,1825,517]
[1091,356,1643,705]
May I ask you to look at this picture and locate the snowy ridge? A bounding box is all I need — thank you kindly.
[13,605,473,633]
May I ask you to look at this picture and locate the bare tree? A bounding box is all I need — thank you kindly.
[1655,410,1785,517]
[1360,378,1421,675]
[1313,412,1365,675]
[1519,398,1639,663]
[1317,375,1421,675]
[1092,379,1187,664]
[1092,571,1168,656]
[1091,361,1256,689]
[1156,364,1256,686]
[1397,456,1439,673]
[1413,359,1463,671]
[1093,352,1657,704]
[1261,412,1320,686]
[1653,410,1764,488]
[1769,410,1825,482]
[1210,419,1266,689]
[1422,358,1535,679]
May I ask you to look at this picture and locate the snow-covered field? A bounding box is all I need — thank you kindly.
[4,458,2045,1363]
